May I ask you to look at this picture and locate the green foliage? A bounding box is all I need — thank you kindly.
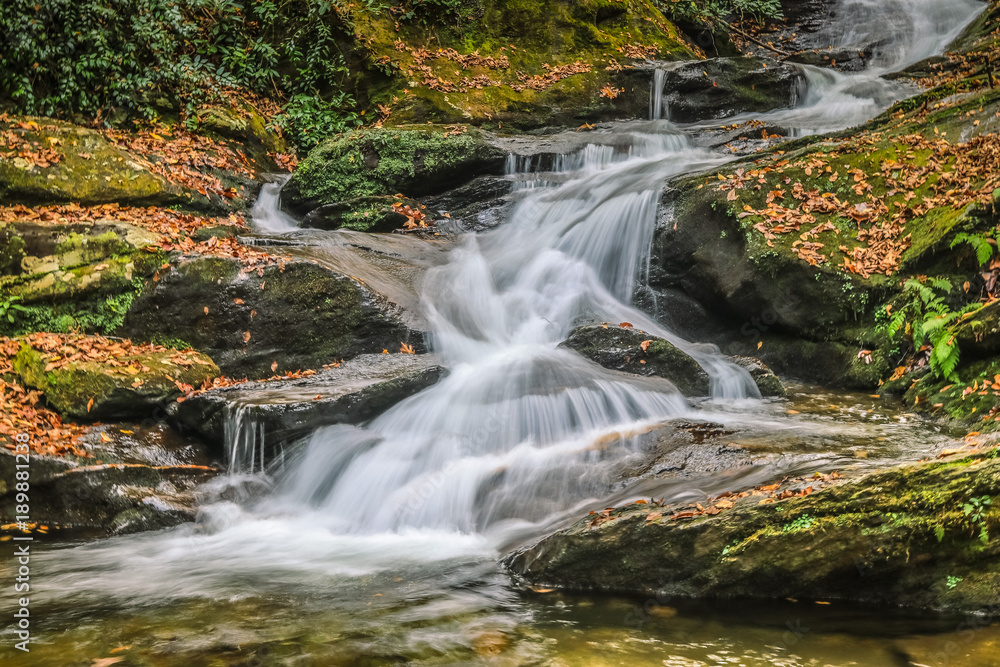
[888,278,982,382]
[946,575,963,590]
[951,232,997,267]
[782,514,814,532]
[0,296,29,324]
[0,0,360,148]
[963,495,992,545]
[658,0,783,26]
[272,93,362,151]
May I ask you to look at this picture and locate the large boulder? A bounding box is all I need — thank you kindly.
[561,325,711,396]
[504,451,1000,614]
[281,126,507,226]
[119,255,424,380]
[0,118,199,208]
[660,57,804,123]
[0,218,165,336]
[12,334,220,420]
[172,353,446,458]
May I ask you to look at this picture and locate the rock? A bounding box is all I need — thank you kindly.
[0,423,219,538]
[787,46,874,73]
[956,301,1000,358]
[660,57,805,123]
[0,461,217,537]
[560,325,710,396]
[729,356,785,397]
[196,101,286,157]
[0,117,201,209]
[281,126,508,220]
[300,195,416,233]
[119,255,424,380]
[724,335,888,390]
[0,219,166,336]
[171,353,446,457]
[504,452,1000,614]
[12,337,220,420]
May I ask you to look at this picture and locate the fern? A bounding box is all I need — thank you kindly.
[951,232,997,266]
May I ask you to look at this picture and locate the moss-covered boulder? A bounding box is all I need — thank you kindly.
[354,0,696,129]
[956,301,1000,358]
[281,126,506,222]
[561,325,711,396]
[300,195,419,233]
[119,255,423,379]
[0,219,165,337]
[0,118,198,208]
[660,57,804,123]
[12,336,220,420]
[505,451,1000,614]
[729,355,785,396]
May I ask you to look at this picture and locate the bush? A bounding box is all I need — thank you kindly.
[0,0,362,148]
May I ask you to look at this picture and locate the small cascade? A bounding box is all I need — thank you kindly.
[251,175,300,233]
[650,68,668,121]
[223,405,267,474]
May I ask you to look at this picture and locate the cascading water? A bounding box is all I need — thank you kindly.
[15,1,991,662]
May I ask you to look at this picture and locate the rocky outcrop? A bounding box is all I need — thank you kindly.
[729,355,785,397]
[660,57,805,123]
[0,424,220,538]
[0,118,201,209]
[561,325,711,396]
[12,337,220,420]
[505,451,1000,614]
[281,127,507,226]
[171,353,446,455]
[119,255,423,380]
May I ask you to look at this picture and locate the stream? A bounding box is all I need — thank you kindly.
[2,0,995,665]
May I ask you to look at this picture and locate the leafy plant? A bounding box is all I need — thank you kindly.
[888,278,982,382]
[272,93,362,151]
[951,231,997,267]
[946,575,963,590]
[0,296,28,324]
[963,495,992,545]
[658,0,783,27]
[782,514,815,532]
[0,0,360,148]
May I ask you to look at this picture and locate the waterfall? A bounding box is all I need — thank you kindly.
[650,68,668,121]
[223,405,267,474]
[251,174,300,233]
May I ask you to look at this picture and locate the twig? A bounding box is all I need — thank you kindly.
[722,21,792,58]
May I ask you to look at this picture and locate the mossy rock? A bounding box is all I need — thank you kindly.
[729,355,785,397]
[0,117,202,209]
[118,255,423,379]
[300,195,417,233]
[561,325,711,396]
[282,126,507,217]
[505,451,1000,614]
[12,341,220,421]
[956,301,1000,358]
[353,0,695,129]
[0,220,165,337]
[661,57,805,123]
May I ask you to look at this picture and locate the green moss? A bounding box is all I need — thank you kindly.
[284,125,505,211]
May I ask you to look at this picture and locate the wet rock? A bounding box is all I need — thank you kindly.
[724,335,889,390]
[561,325,710,396]
[12,338,220,421]
[0,462,217,537]
[729,356,785,397]
[504,452,1000,614]
[171,353,447,456]
[300,195,415,233]
[119,255,424,380]
[281,126,507,219]
[0,425,218,537]
[660,57,805,123]
[787,46,874,72]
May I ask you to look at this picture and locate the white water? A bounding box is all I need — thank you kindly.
[22,0,985,617]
